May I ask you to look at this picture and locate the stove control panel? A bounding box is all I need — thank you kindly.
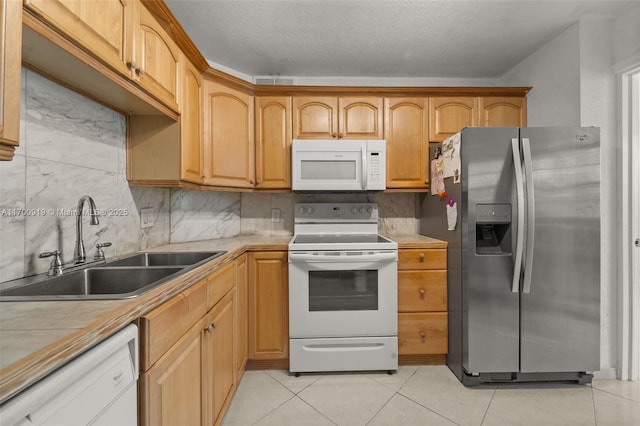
[294,203,378,223]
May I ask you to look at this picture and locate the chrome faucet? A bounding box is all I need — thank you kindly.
[74,195,99,264]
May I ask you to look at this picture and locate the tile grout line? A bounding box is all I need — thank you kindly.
[363,384,397,425]
[248,372,297,426]
[478,387,497,425]
[592,385,640,404]
[294,394,339,426]
[591,385,599,426]
[396,390,462,425]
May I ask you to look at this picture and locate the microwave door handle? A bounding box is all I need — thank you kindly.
[362,143,367,190]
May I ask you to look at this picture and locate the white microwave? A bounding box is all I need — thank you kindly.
[291,140,386,191]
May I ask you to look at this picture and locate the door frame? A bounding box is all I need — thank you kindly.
[615,55,640,381]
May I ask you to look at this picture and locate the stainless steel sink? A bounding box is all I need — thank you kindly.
[105,251,224,267]
[0,267,184,301]
[0,250,227,301]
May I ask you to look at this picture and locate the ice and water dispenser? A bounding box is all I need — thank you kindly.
[475,204,512,255]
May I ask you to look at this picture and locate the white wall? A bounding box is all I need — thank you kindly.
[612,5,640,67]
[500,14,624,377]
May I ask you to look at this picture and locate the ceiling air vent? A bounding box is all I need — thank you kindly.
[255,77,294,85]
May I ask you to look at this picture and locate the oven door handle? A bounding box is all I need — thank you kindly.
[288,252,397,263]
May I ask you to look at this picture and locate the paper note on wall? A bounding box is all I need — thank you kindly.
[442,133,461,181]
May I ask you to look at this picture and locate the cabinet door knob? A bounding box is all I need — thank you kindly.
[419,253,425,262]
[420,330,427,341]
[136,66,145,76]
[205,324,214,333]
[331,133,337,138]
[339,133,344,139]
[419,288,426,299]
[127,60,137,70]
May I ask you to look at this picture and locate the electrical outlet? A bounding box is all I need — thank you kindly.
[271,208,281,223]
[140,207,154,229]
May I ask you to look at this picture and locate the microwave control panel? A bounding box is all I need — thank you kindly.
[367,140,386,190]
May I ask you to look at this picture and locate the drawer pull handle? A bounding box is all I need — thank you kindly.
[419,253,425,262]
[420,330,427,342]
[419,289,426,299]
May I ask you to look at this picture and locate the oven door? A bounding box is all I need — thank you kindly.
[288,250,397,338]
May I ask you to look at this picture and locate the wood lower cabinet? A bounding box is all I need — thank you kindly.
[248,251,289,365]
[235,254,248,380]
[204,290,236,426]
[398,248,448,363]
[255,97,292,189]
[140,258,245,426]
[203,80,255,188]
[293,96,383,140]
[479,97,527,127]
[0,0,22,160]
[384,97,429,189]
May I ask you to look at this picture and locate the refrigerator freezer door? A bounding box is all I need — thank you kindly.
[519,127,600,373]
[462,127,521,374]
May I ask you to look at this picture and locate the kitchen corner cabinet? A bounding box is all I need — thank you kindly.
[429,97,478,142]
[0,0,21,160]
[293,96,383,140]
[398,248,448,362]
[384,97,429,189]
[248,251,289,365]
[23,0,179,112]
[203,80,255,188]
[140,259,241,426]
[479,97,527,127]
[255,96,292,189]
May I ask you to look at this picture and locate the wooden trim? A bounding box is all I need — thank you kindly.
[140,0,208,73]
[203,68,255,96]
[255,85,531,97]
[245,359,289,370]
[399,354,446,366]
[0,144,16,161]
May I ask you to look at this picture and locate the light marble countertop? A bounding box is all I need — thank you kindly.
[0,233,445,403]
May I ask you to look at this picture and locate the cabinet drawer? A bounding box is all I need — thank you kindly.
[398,271,447,312]
[398,313,448,355]
[140,279,207,371]
[398,249,446,270]
[208,261,236,309]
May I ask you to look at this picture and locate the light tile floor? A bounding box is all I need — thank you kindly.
[222,366,640,426]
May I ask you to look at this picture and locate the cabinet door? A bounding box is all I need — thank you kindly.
[180,57,203,183]
[203,81,255,188]
[292,96,338,139]
[384,98,429,189]
[23,0,132,78]
[0,0,21,160]
[338,97,383,139]
[140,318,204,426]
[134,3,180,112]
[255,96,291,188]
[429,97,478,142]
[203,291,236,426]
[235,254,249,380]
[479,97,527,127]
[248,251,289,360]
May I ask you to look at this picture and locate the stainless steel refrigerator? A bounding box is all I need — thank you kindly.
[419,127,600,386]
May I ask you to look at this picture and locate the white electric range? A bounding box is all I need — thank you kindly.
[288,203,398,374]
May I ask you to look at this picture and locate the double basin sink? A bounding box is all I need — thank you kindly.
[0,252,226,301]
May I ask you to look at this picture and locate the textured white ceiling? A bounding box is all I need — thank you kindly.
[165,0,637,79]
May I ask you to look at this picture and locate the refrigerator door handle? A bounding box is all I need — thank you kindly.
[522,137,535,294]
[511,138,525,293]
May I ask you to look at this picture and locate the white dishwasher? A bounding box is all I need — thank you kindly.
[0,324,139,426]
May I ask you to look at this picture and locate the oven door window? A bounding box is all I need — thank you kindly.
[308,270,378,311]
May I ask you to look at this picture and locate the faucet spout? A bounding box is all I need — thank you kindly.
[74,195,99,264]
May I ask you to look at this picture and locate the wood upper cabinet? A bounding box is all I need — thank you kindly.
[479,97,527,127]
[23,0,133,78]
[24,0,179,112]
[255,96,292,189]
[180,57,203,184]
[429,97,478,142]
[293,96,383,140]
[384,98,429,189]
[134,2,180,112]
[203,80,255,188]
[248,251,289,361]
[203,290,236,426]
[0,0,21,160]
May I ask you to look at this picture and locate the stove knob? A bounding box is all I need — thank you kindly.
[351,207,358,214]
[358,207,365,214]
[308,207,315,214]
[367,207,373,214]
[298,207,306,214]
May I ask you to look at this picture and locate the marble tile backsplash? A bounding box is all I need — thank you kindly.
[0,69,170,282]
[1,69,419,283]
